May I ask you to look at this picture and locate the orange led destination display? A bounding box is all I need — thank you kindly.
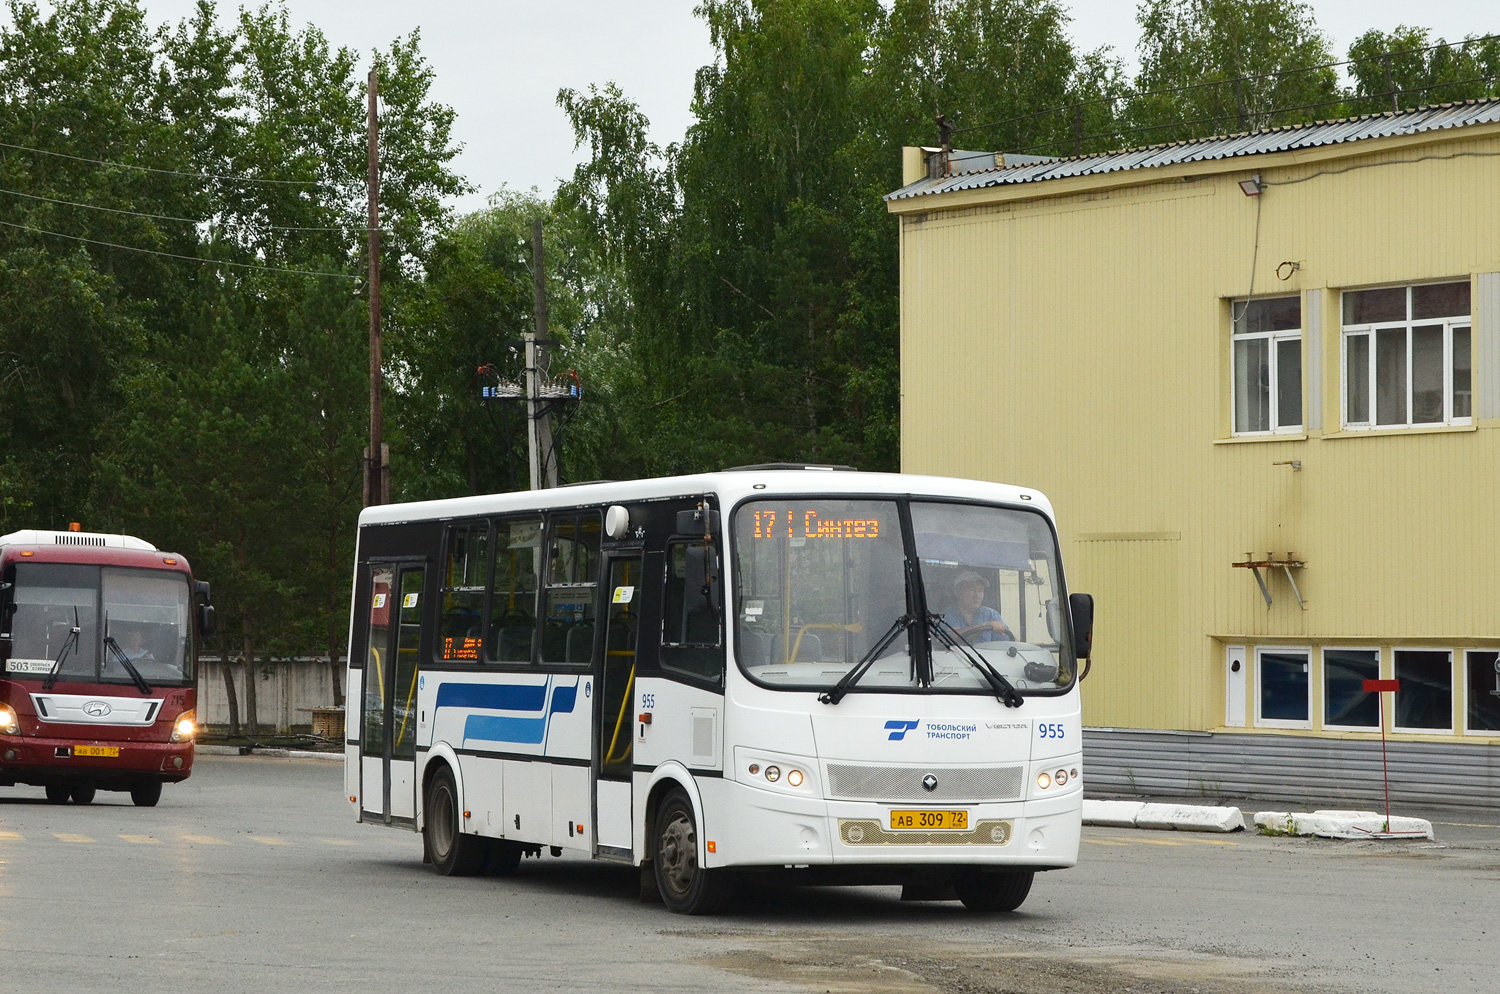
[751,508,883,540]
[443,636,481,661]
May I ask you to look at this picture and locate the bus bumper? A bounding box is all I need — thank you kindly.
[0,734,194,788]
[700,777,1081,870]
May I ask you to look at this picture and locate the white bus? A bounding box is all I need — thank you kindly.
[345,468,1093,913]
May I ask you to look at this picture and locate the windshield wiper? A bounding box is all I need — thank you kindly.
[819,613,914,706]
[41,608,81,691]
[928,613,1024,708]
[103,629,153,695]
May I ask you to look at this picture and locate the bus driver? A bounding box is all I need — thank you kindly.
[944,570,1014,642]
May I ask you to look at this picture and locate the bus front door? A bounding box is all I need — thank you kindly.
[594,555,640,854]
[360,564,424,825]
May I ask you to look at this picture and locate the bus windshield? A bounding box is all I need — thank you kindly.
[732,498,1073,695]
[4,564,194,686]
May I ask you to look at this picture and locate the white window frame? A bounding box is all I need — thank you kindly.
[1231,298,1302,436]
[1461,649,1500,737]
[1320,645,1382,732]
[1391,647,1455,734]
[1253,645,1312,730]
[1341,284,1472,430]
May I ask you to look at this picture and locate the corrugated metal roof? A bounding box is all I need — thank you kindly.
[886,98,1500,202]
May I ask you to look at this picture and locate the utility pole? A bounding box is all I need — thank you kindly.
[364,67,388,507]
[526,218,557,490]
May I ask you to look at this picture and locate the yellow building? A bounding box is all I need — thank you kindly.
[887,100,1500,806]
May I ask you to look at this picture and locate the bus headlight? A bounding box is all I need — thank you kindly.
[0,704,17,735]
[170,710,197,742]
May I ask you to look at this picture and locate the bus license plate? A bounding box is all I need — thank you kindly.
[889,809,968,831]
[73,746,119,758]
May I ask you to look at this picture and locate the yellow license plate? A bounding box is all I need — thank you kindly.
[73,746,120,758]
[889,809,969,831]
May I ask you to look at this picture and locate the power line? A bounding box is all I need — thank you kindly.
[0,185,381,232]
[0,218,361,280]
[1009,73,1500,157]
[951,32,1500,139]
[0,139,328,187]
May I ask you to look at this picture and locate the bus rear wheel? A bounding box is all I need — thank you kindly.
[44,785,70,804]
[70,785,96,804]
[130,781,162,807]
[424,765,485,876]
[954,869,1034,912]
[652,788,733,914]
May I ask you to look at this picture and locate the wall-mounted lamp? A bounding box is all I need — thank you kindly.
[1272,460,1302,471]
[1238,174,1264,196]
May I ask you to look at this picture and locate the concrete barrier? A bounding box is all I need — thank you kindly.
[1252,809,1434,840]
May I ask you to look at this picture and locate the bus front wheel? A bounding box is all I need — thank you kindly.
[424,765,485,876]
[130,781,162,807]
[652,788,733,914]
[954,869,1034,912]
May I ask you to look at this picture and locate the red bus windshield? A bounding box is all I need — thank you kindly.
[5,563,194,687]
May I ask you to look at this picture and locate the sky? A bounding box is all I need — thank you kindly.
[27,2,1500,213]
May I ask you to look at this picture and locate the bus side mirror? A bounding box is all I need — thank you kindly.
[675,506,721,536]
[196,580,212,604]
[683,544,721,613]
[199,604,217,638]
[1069,593,1094,659]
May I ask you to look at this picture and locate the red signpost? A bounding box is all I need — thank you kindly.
[1363,678,1401,831]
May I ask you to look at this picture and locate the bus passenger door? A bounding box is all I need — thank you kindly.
[360,564,425,825]
[594,555,640,854]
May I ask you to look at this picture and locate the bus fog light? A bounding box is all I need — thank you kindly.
[786,769,804,787]
[1036,772,1051,790]
[764,765,780,782]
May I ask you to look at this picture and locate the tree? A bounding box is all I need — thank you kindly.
[1347,27,1500,116]
[1130,0,1338,143]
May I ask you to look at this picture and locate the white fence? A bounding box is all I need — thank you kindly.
[198,656,345,734]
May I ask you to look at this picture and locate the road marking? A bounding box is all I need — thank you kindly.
[0,831,23,841]
[119,834,161,845]
[1131,838,1188,846]
[1183,836,1241,846]
[319,838,356,846]
[1432,820,1500,829]
[182,834,229,845]
[250,836,290,846]
[53,833,93,843]
[1082,838,1130,846]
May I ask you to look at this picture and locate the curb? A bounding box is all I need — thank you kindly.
[1083,798,1435,839]
[196,745,343,762]
[1083,799,1244,832]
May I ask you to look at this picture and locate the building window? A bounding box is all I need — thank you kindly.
[1323,648,1379,729]
[1393,649,1453,731]
[1466,651,1500,733]
[1232,296,1302,434]
[1256,648,1310,727]
[486,517,542,664]
[1342,281,1471,428]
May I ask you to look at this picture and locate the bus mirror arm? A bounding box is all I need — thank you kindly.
[1069,593,1094,659]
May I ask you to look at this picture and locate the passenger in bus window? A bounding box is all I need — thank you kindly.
[944,571,1013,642]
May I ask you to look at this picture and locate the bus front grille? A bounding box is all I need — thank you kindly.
[825,764,1024,802]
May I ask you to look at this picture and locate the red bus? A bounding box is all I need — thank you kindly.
[0,529,214,806]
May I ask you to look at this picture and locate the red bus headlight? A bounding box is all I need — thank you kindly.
[0,704,17,735]
[170,710,197,742]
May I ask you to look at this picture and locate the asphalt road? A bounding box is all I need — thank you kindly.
[1,755,1497,994]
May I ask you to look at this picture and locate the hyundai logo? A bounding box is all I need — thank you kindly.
[83,701,112,717]
[921,773,938,792]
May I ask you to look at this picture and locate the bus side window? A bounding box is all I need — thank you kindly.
[438,521,488,662]
[486,517,542,664]
[541,513,601,665]
[662,541,723,682]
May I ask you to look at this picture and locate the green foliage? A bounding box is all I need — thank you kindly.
[1347,27,1500,116]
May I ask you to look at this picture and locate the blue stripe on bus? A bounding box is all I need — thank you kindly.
[435,682,546,712]
[463,714,546,745]
[549,683,578,715]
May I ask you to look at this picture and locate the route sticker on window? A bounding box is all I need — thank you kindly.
[5,658,54,674]
[402,592,420,608]
[372,594,387,609]
[612,585,635,604]
[743,600,764,617]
